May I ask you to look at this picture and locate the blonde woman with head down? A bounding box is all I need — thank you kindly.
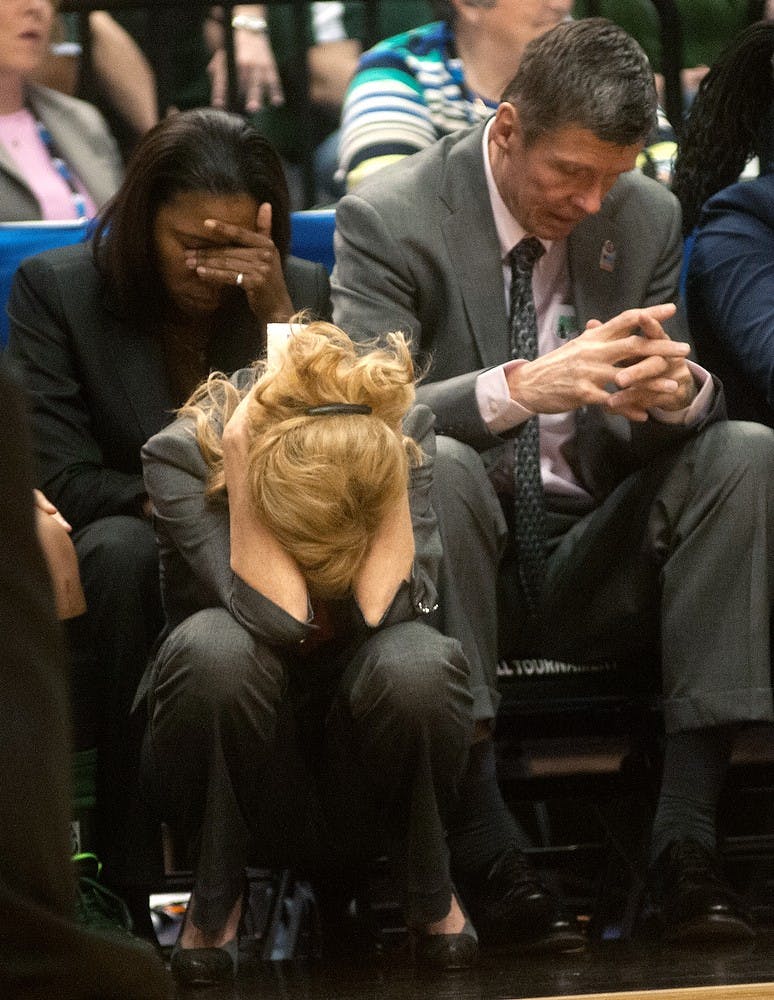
[140,320,476,985]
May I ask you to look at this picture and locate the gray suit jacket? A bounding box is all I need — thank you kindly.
[332,122,724,502]
[142,398,442,648]
[0,84,123,222]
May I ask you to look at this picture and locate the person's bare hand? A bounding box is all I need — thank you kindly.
[605,309,696,420]
[33,489,71,531]
[222,387,258,479]
[208,28,284,111]
[185,202,293,322]
[33,492,86,620]
[506,303,693,422]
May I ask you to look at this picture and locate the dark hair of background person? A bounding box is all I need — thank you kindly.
[672,21,774,235]
[501,17,657,148]
[93,107,291,326]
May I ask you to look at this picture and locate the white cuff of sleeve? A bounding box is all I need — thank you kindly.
[648,360,714,426]
[311,1,347,42]
[476,361,534,435]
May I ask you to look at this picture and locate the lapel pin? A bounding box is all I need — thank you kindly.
[599,239,616,272]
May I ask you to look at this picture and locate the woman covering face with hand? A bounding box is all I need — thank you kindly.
[5,107,330,904]
[140,321,476,985]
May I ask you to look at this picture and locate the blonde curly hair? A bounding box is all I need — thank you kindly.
[180,318,420,598]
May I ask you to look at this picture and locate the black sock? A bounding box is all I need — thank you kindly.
[649,726,734,864]
[447,739,523,880]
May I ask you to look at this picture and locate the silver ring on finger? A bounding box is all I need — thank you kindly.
[236,271,244,287]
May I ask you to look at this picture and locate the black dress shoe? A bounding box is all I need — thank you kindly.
[518,913,586,954]
[649,838,755,944]
[460,846,585,951]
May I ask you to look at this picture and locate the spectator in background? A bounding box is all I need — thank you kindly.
[571,0,757,108]
[253,1,433,205]
[108,5,283,119]
[6,108,330,925]
[39,7,158,152]
[680,24,774,425]
[672,20,774,235]
[0,354,170,1000]
[685,173,774,428]
[337,0,571,191]
[0,0,122,222]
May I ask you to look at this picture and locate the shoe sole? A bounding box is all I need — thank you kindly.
[666,915,756,944]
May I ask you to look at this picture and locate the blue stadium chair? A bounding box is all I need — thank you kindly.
[0,220,91,348]
[290,209,336,274]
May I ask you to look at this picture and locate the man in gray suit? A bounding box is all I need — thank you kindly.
[332,18,774,946]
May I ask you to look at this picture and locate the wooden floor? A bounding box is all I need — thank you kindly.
[169,931,774,999]
[528,988,774,1000]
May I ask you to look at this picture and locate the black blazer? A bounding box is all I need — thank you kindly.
[6,241,331,531]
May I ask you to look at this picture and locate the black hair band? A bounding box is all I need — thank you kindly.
[305,404,372,416]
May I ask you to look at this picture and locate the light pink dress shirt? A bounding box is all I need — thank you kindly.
[0,108,96,220]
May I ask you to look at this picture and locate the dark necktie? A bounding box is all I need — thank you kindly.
[508,236,546,614]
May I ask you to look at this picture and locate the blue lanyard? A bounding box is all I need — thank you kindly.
[34,118,88,220]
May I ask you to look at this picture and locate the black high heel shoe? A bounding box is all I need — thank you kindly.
[171,936,238,986]
[410,893,479,971]
[170,894,240,986]
[412,914,479,970]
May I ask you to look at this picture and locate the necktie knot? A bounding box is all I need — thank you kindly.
[509,236,544,280]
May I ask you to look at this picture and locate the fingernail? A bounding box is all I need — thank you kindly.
[204,219,216,229]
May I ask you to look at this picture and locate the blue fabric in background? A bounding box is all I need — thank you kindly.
[290,209,336,275]
[0,220,91,348]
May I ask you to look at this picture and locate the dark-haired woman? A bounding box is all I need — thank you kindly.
[6,107,331,899]
[672,20,774,235]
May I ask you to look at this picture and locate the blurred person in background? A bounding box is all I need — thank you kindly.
[338,0,571,191]
[672,20,774,235]
[0,353,170,1000]
[0,0,122,221]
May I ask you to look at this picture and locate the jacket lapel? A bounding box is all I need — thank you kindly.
[439,127,510,369]
[0,141,27,190]
[108,311,176,443]
[27,85,118,210]
[568,183,626,326]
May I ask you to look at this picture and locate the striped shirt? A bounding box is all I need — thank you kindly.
[337,18,679,191]
[337,21,497,190]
